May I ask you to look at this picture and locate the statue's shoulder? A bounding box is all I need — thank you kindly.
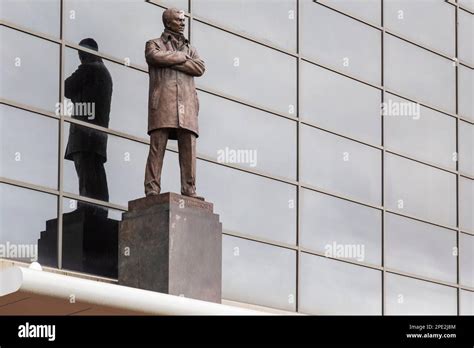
[147,37,165,48]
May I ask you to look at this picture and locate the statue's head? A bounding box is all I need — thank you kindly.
[162,8,186,34]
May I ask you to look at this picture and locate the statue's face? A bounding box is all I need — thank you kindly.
[167,10,186,34]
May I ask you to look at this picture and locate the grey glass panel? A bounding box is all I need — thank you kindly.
[385,273,457,315]
[384,93,457,170]
[459,9,473,66]
[0,183,57,265]
[385,213,457,284]
[460,290,474,315]
[299,253,381,315]
[222,235,296,311]
[159,152,297,245]
[62,198,122,278]
[193,0,297,52]
[155,0,188,11]
[300,189,381,265]
[63,122,148,207]
[384,0,455,56]
[459,0,474,11]
[194,21,297,116]
[301,61,381,145]
[0,0,60,38]
[64,47,148,139]
[459,64,473,121]
[197,91,297,180]
[459,121,474,176]
[384,34,455,113]
[460,177,474,232]
[300,0,381,85]
[1,27,59,112]
[319,0,381,25]
[300,125,381,205]
[385,154,457,227]
[64,0,170,67]
[460,233,474,288]
[0,105,58,189]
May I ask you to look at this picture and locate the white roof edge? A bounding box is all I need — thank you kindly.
[0,265,271,315]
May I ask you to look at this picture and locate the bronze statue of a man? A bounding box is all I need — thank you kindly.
[144,8,205,199]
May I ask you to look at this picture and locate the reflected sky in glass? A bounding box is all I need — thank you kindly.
[0,105,58,189]
[64,0,168,67]
[222,235,296,311]
[299,253,382,315]
[193,0,297,52]
[1,0,60,38]
[197,91,297,180]
[194,20,297,116]
[385,213,457,283]
[0,184,57,248]
[1,26,59,112]
[385,273,457,315]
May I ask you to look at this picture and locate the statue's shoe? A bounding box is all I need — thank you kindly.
[145,191,159,197]
[182,192,205,201]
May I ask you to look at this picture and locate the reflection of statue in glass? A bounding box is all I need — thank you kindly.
[144,8,205,199]
[38,38,118,277]
[64,38,113,207]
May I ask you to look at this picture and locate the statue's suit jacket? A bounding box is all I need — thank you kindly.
[145,31,205,140]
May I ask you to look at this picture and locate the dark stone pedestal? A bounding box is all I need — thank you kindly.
[118,192,222,303]
[38,207,118,278]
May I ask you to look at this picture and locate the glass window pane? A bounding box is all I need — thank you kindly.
[458,64,473,121]
[459,121,474,176]
[384,34,455,113]
[384,93,457,170]
[301,0,381,85]
[65,0,169,67]
[1,27,59,112]
[159,152,297,245]
[193,0,297,52]
[459,9,473,66]
[200,161,297,245]
[384,0,455,56]
[301,61,381,145]
[222,235,296,311]
[63,122,148,207]
[299,253,382,315]
[385,154,457,227]
[0,183,57,266]
[385,213,457,284]
[0,105,58,189]
[0,0,60,38]
[460,233,474,288]
[460,177,474,232]
[460,290,474,315]
[61,198,121,278]
[155,0,188,11]
[459,0,474,11]
[301,125,382,206]
[319,0,381,25]
[300,189,381,266]
[194,21,297,116]
[64,47,148,139]
[385,273,457,315]
[197,91,297,180]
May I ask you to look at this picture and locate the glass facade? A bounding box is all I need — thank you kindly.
[0,0,473,315]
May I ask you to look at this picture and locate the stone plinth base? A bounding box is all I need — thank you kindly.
[118,192,222,303]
